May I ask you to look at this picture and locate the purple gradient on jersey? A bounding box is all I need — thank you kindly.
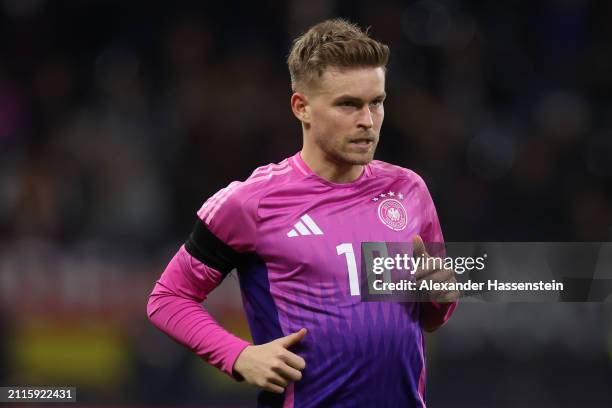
[238,254,287,407]
[238,254,284,344]
[282,278,425,407]
[207,152,448,407]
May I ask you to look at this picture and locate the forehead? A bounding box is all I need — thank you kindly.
[314,66,386,98]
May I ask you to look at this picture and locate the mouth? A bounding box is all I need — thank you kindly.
[348,138,375,150]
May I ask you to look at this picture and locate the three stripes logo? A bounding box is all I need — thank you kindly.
[287,214,323,237]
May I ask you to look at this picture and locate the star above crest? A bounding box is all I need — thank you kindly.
[371,191,404,202]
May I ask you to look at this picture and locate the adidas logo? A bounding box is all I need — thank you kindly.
[287,214,323,237]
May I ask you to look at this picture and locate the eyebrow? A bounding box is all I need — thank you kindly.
[333,93,387,102]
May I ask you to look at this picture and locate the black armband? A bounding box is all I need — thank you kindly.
[184,218,243,275]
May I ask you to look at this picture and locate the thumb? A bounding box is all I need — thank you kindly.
[412,235,429,258]
[275,328,307,348]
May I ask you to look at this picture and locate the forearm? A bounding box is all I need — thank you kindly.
[147,246,250,377]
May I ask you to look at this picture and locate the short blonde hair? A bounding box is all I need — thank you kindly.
[287,18,390,92]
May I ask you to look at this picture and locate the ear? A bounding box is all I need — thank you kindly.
[291,92,311,124]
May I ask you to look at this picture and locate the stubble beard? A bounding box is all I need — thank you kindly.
[324,139,378,166]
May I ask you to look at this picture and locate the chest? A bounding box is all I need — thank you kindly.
[255,182,428,295]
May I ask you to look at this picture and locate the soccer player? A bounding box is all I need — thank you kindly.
[147,18,459,408]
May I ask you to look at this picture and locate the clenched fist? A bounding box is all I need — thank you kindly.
[233,328,307,394]
[413,235,460,303]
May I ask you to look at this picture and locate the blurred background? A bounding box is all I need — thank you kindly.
[0,0,611,407]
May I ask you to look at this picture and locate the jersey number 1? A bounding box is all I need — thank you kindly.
[337,242,392,297]
[336,243,360,296]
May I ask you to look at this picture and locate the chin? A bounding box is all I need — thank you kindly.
[342,152,375,165]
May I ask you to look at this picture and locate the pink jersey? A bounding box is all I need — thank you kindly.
[148,152,455,408]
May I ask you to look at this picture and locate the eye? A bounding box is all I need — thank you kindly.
[340,100,356,107]
[370,99,384,107]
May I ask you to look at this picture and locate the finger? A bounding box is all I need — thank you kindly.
[423,282,460,301]
[416,269,456,293]
[417,281,454,295]
[264,382,285,394]
[418,288,453,303]
[281,350,306,371]
[413,266,430,280]
[415,281,451,295]
[412,235,429,258]
[413,258,444,280]
[436,290,461,303]
[268,372,290,388]
[275,328,307,348]
[273,364,303,382]
[425,268,455,284]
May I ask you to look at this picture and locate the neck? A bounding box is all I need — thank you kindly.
[300,145,364,183]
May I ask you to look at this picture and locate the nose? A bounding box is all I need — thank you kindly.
[357,105,374,130]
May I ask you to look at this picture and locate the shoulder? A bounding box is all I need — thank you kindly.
[369,159,428,188]
[235,158,297,203]
[197,158,296,224]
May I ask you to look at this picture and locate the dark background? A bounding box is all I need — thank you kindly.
[0,0,610,407]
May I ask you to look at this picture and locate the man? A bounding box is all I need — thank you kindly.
[147,18,459,408]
